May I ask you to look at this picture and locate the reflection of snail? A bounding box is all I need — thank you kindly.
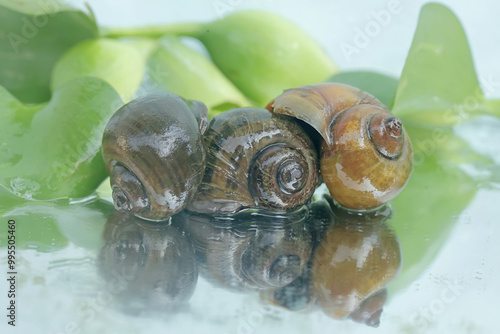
[261,196,401,327]
[311,198,401,327]
[102,93,207,221]
[259,198,333,312]
[174,207,312,291]
[98,211,198,313]
[267,83,413,210]
[188,108,319,214]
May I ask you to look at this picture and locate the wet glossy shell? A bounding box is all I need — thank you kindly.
[188,108,319,214]
[320,104,412,209]
[267,83,413,210]
[102,93,206,221]
[267,83,385,145]
[311,207,401,322]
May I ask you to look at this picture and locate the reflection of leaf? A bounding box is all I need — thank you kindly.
[328,71,398,108]
[392,3,492,125]
[0,2,98,103]
[0,198,113,252]
[51,39,146,102]
[0,77,122,200]
[384,3,500,294]
[146,36,251,118]
[388,125,478,293]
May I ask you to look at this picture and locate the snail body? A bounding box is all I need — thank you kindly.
[188,108,319,214]
[267,83,413,210]
[102,93,207,221]
[175,207,312,291]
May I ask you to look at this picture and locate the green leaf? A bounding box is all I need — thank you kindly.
[328,71,398,108]
[0,202,69,252]
[51,38,148,102]
[0,76,122,200]
[0,198,114,252]
[194,11,338,107]
[0,0,74,15]
[392,3,487,125]
[145,36,251,118]
[0,1,98,103]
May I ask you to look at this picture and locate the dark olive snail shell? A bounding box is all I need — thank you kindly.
[102,93,207,221]
[98,211,198,312]
[174,207,312,291]
[267,83,413,210]
[188,108,319,214]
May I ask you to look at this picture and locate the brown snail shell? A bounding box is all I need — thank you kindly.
[310,198,401,326]
[174,207,312,291]
[98,211,198,312]
[188,108,319,214]
[102,93,207,221]
[267,83,413,210]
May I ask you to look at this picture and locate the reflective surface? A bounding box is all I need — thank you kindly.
[1,168,499,333]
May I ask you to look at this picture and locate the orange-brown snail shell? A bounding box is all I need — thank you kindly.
[267,83,413,210]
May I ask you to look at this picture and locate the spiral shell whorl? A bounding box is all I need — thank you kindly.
[267,83,413,211]
[102,93,206,221]
[188,108,319,214]
[320,104,412,210]
[266,83,385,145]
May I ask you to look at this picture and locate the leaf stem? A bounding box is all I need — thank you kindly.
[101,23,203,39]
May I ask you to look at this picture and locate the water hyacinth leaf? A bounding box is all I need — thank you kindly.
[392,3,488,125]
[193,11,338,106]
[0,1,98,103]
[388,124,479,294]
[328,71,398,109]
[146,36,251,118]
[55,198,114,251]
[0,77,122,200]
[0,201,69,252]
[51,38,147,102]
[0,198,114,252]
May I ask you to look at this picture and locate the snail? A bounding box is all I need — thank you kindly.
[174,207,312,291]
[188,107,319,214]
[102,93,207,221]
[310,195,401,327]
[266,83,413,210]
[98,211,198,313]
